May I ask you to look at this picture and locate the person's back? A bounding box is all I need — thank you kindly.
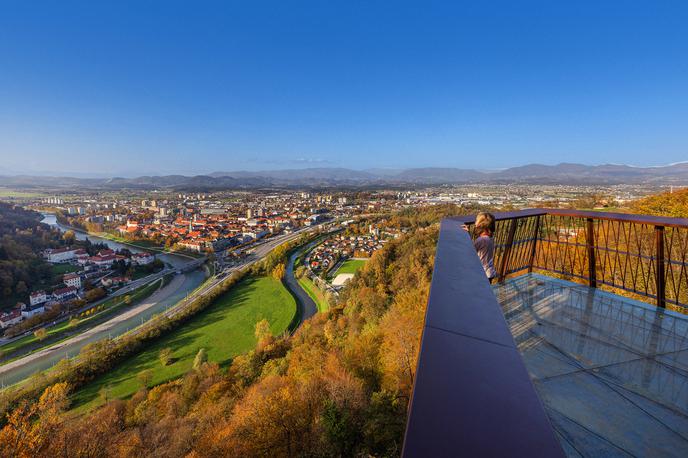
[468,212,497,281]
[473,233,496,280]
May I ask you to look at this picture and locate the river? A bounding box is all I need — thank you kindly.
[40,213,190,268]
[0,215,207,388]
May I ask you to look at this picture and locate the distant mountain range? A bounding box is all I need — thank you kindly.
[2,162,688,190]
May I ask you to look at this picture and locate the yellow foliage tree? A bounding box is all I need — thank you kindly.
[271,263,286,281]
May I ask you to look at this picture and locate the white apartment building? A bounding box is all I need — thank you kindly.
[63,273,82,289]
[45,247,78,263]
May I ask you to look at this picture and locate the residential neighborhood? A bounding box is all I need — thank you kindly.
[0,244,161,331]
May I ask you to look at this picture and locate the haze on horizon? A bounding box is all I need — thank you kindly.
[1,1,687,177]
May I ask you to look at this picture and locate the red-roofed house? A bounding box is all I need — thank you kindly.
[0,310,22,328]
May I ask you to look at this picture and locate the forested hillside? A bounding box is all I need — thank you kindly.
[0,203,62,307]
[0,206,460,457]
[631,187,688,217]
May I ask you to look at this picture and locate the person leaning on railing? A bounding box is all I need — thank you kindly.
[463,212,497,283]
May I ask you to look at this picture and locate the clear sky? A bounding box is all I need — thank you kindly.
[1,1,687,176]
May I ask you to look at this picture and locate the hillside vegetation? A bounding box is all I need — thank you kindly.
[0,211,446,457]
[0,203,61,308]
[631,187,688,217]
[70,276,296,412]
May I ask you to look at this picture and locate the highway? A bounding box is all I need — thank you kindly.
[138,228,315,330]
[0,257,206,351]
[0,227,314,389]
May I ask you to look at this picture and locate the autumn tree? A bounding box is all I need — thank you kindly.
[34,327,48,341]
[631,187,688,217]
[62,230,76,245]
[1,205,448,457]
[0,383,70,457]
[254,319,273,350]
[193,348,208,371]
[271,263,286,281]
[295,265,306,279]
[137,369,153,388]
[159,347,174,366]
[379,288,426,394]
[84,287,106,303]
[0,401,38,457]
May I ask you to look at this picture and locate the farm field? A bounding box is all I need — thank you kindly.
[70,276,296,411]
[0,189,47,199]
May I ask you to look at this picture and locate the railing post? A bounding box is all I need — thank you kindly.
[528,215,541,273]
[586,218,596,288]
[655,226,666,308]
[498,218,518,283]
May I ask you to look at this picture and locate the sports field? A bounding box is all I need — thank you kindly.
[334,259,367,275]
[70,276,296,410]
[50,264,81,276]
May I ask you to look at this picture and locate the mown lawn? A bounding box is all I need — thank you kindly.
[298,277,329,313]
[335,259,367,275]
[70,276,296,411]
[51,264,81,275]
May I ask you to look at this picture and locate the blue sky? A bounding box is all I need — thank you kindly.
[0,1,687,176]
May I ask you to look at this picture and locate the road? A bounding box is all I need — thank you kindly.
[0,228,314,388]
[0,257,206,351]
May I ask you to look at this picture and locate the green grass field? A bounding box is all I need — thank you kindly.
[298,277,329,313]
[51,264,81,275]
[70,276,296,411]
[334,259,367,275]
[0,189,47,199]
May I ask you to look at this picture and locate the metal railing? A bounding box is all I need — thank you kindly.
[461,209,688,310]
[402,208,688,456]
[402,214,564,457]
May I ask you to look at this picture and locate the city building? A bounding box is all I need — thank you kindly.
[29,290,48,306]
[132,252,155,265]
[21,303,46,318]
[52,286,78,302]
[63,273,82,289]
[0,309,23,329]
[45,247,78,263]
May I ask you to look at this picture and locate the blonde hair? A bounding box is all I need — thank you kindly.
[474,212,496,236]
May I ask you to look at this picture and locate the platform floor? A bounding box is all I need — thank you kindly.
[494,273,688,457]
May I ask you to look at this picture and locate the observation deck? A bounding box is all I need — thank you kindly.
[403,209,688,457]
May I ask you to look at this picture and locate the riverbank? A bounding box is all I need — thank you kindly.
[0,277,166,365]
[0,274,187,380]
[47,213,201,261]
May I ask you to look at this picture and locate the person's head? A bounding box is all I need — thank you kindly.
[474,212,496,237]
